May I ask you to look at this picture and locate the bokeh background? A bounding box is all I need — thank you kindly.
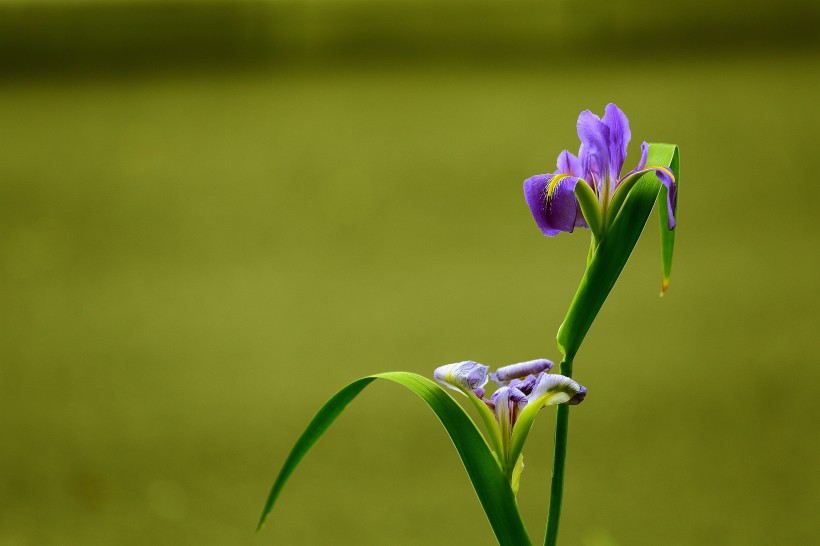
[1,1,819,544]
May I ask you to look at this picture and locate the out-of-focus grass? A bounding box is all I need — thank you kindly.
[1,53,819,545]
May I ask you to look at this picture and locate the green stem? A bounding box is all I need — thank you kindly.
[544,357,573,546]
[586,236,596,267]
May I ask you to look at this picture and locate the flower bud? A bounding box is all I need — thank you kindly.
[433,361,489,394]
[492,359,554,384]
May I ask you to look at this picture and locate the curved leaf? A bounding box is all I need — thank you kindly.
[556,143,679,358]
[258,371,532,546]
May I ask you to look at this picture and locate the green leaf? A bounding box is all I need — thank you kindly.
[258,371,532,546]
[556,143,679,358]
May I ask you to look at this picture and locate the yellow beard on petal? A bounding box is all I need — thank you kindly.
[546,174,571,200]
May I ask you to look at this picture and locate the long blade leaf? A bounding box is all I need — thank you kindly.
[556,143,679,358]
[258,371,532,546]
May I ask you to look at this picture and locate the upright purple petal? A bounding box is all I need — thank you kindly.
[601,103,631,179]
[491,386,528,407]
[621,141,649,184]
[635,141,649,171]
[523,173,586,236]
[557,150,590,230]
[577,111,610,185]
[492,386,528,437]
[556,150,583,178]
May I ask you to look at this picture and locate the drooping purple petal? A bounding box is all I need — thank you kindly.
[566,385,587,405]
[577,110,610,185]
[527,373,585,406]
[434,361,489,394]
[494,359,554,382]
[602,103,631,179]
[655,167,677,229]
[523,174,585,236]
[617,141,676,229]
[524,174,560,237]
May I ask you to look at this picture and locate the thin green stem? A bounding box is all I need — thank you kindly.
[544,357,573,546]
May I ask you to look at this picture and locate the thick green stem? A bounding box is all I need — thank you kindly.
[544,357,573,546]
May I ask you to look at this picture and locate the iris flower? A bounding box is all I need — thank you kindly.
[524,104,677,240]
[434,360,585,491]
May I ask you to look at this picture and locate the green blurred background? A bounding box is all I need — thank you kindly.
[1,1,819,544]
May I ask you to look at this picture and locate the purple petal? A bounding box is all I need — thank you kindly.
[492,387,514,430]
[561,148,593,230]
[524,174,560,237]
[509,387,527,404]
[566,386,587,405]
[490,386,526,406]
[508,374,538,395]
[523,174,584,236]
[601,103,631,179]
[577,110,610,184]
[556,150,583,178]
[474,387,486,399]
[619,141,676,229]
[492,386,528,432]
[655,167,677,229]
[621,141,649,184]
[636,141,649,171]
[494,359,554,382]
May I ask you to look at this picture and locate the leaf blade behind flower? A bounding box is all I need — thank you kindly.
[257,371,532,546]
[659,146,680,295]
[556,143,679,358]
